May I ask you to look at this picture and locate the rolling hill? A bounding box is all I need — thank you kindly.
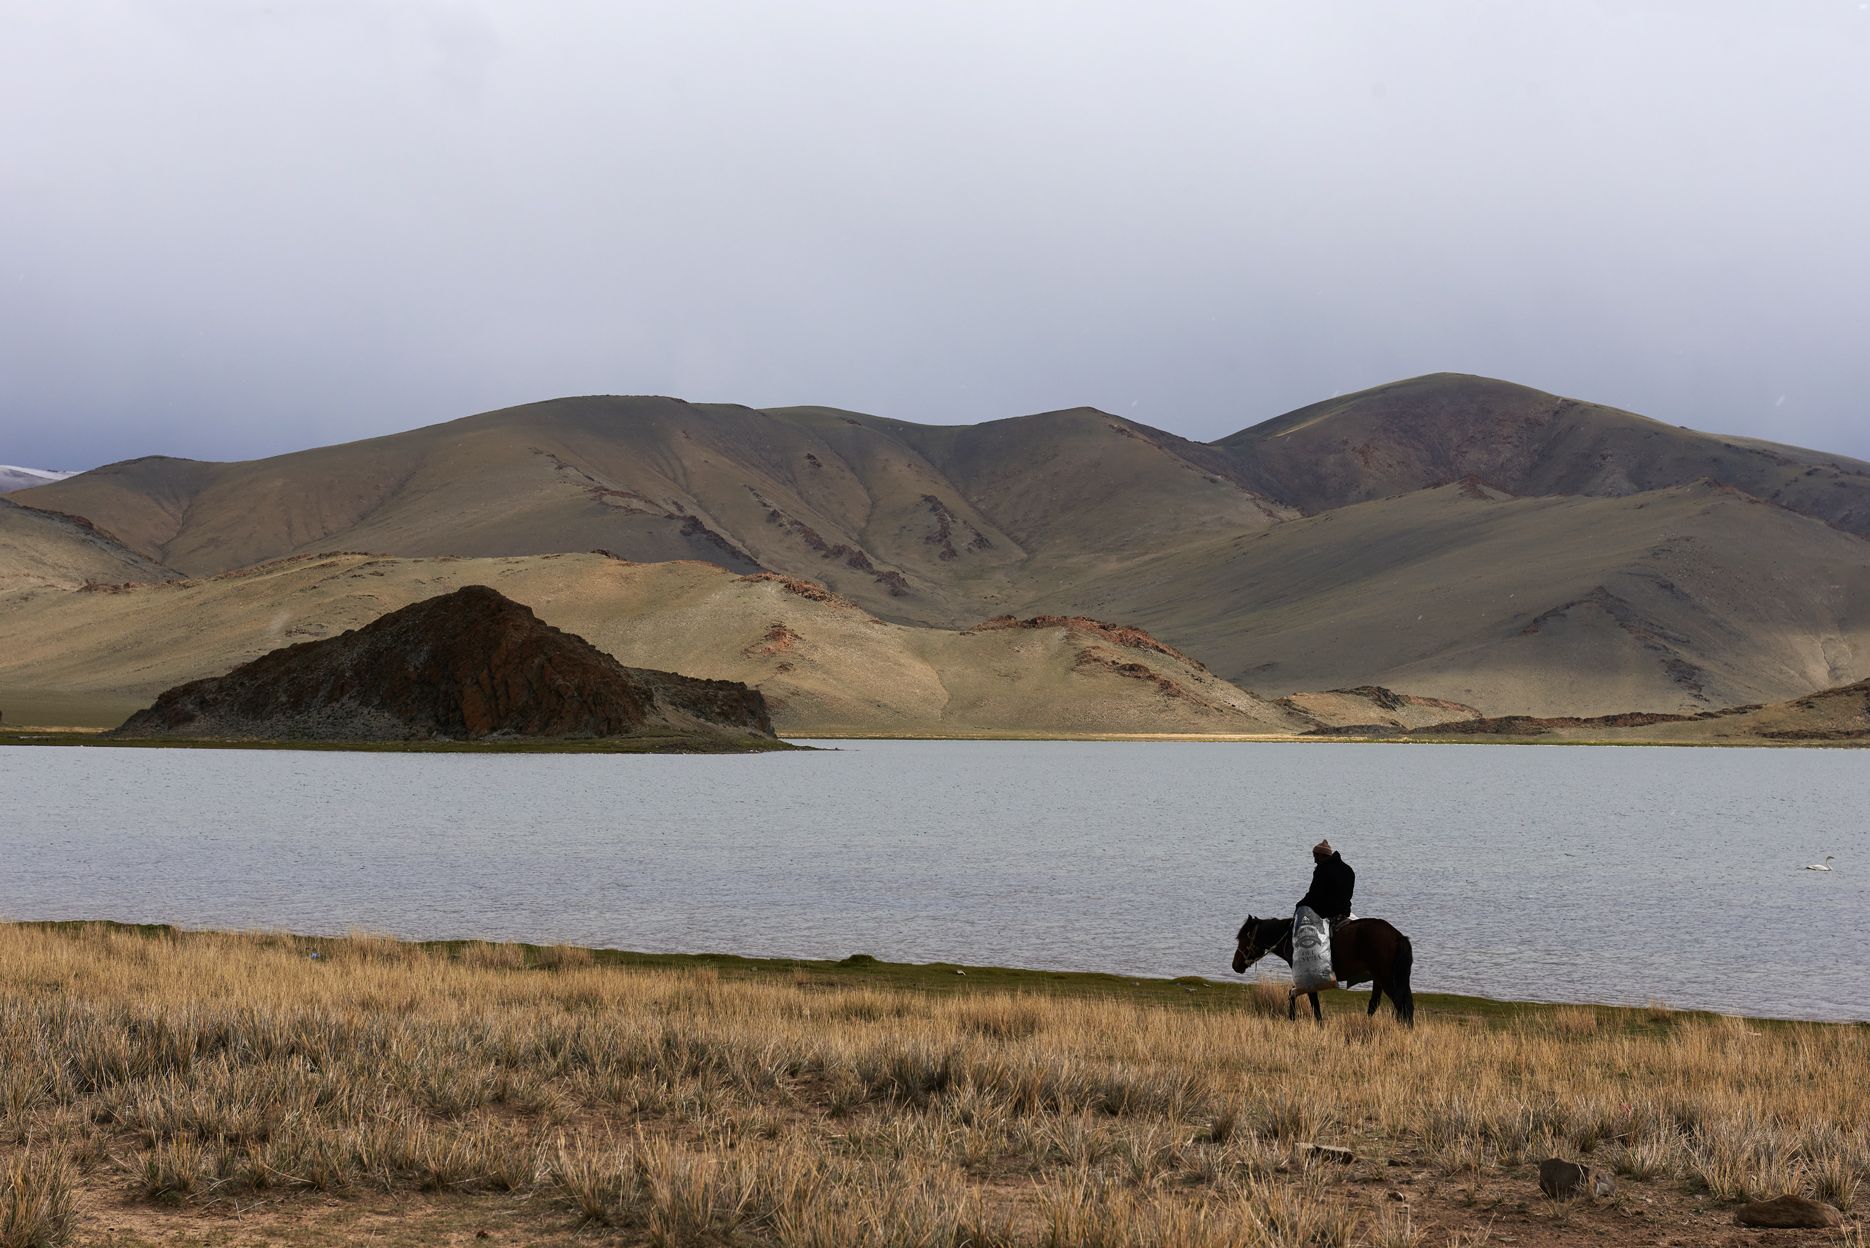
[0,496,177,595]
[0,553,1314,736]
[1218,372,1870,532]
[11,373,1870,725]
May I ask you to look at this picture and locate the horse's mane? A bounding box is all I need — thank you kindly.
[1235,915,1293,943]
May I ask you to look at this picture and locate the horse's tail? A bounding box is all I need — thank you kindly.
[1393,935,1415,1026]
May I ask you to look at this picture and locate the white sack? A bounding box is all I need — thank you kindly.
[1291,905,1335,992]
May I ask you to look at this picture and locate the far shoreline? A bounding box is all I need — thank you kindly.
[0,729,799,754]
[5,728,1864,750]
[787,731,1868,748]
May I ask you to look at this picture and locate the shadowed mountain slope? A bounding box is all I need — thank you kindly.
[0,497,178,594]
[1053,482,1870,717]
[1219,373,1870,531]
[0,553,1313,736]
[115,584,775,744]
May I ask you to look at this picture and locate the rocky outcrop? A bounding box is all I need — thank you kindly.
[115,585,775,744]
[920,494,992,559]
[970,615,1208,670]
[1537,1158,1613,1201]
[1278,686,1482,730]
[736,572,857,607]
[1308,708,1705,738]
[1733,1195,1842,1229]
[743,485,911,596]
[1296,673,1870,744]
[1072,648,1200,702]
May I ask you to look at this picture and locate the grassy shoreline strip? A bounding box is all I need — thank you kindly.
[20,919,1860,1031]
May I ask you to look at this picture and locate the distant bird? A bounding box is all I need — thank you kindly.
[1804,856,1835,872]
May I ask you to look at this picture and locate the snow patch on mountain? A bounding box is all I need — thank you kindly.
[0,466,79,494]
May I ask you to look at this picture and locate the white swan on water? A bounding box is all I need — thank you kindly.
[1804,855,1835,872]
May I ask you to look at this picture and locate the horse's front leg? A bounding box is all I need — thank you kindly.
[1287,989,1299,1022]
[1308,992,1323,1023]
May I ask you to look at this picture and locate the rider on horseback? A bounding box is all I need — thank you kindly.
[1234,841,1411,1025]
[1298,839,1354,930]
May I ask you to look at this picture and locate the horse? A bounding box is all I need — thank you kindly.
[1232,914,1415,1026]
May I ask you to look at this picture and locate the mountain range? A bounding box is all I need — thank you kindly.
[0,465,76,494]
[7,373,1869,732]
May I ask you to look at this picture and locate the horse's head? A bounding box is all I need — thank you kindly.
[1232,915,1270,974]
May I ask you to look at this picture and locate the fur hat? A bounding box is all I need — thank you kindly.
[1312,838,1334,858]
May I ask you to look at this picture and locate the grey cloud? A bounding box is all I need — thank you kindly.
[2,0,1866,469]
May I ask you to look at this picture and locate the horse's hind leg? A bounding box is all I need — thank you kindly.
[1287,989,1298,1022]
[1393,941,1416,1027]
[1308,992,1323,1024]
[1367,983,1383,1016]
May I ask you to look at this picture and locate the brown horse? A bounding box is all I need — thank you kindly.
[1232,915,1415,1025]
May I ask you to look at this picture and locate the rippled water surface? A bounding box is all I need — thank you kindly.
[2,741,1864,1019]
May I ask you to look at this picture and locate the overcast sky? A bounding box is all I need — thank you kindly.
[4,2,1868,470]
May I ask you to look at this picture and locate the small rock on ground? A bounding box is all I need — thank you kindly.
[1538,1157,1591,1200]
[1299,1143,1355,1163]
[1733,1194,1842,1229]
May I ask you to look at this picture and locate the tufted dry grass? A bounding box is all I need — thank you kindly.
[0,922,1863,1246]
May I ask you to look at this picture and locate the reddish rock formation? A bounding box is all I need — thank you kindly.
[745,622,801,658]
[970,615,1208,671]
[1277,686,1483,731]
[735,572,855,607]
[1072,648,1200,703]
[743,485,908,593]
[1308,710,1690,738]
[115,585,774,744]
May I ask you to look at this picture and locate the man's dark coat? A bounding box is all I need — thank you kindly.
[1298,851,1355,918]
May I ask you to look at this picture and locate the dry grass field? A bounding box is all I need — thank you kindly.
[0,923,1863,1247]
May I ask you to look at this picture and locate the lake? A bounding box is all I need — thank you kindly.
[1,741,1863,1020]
